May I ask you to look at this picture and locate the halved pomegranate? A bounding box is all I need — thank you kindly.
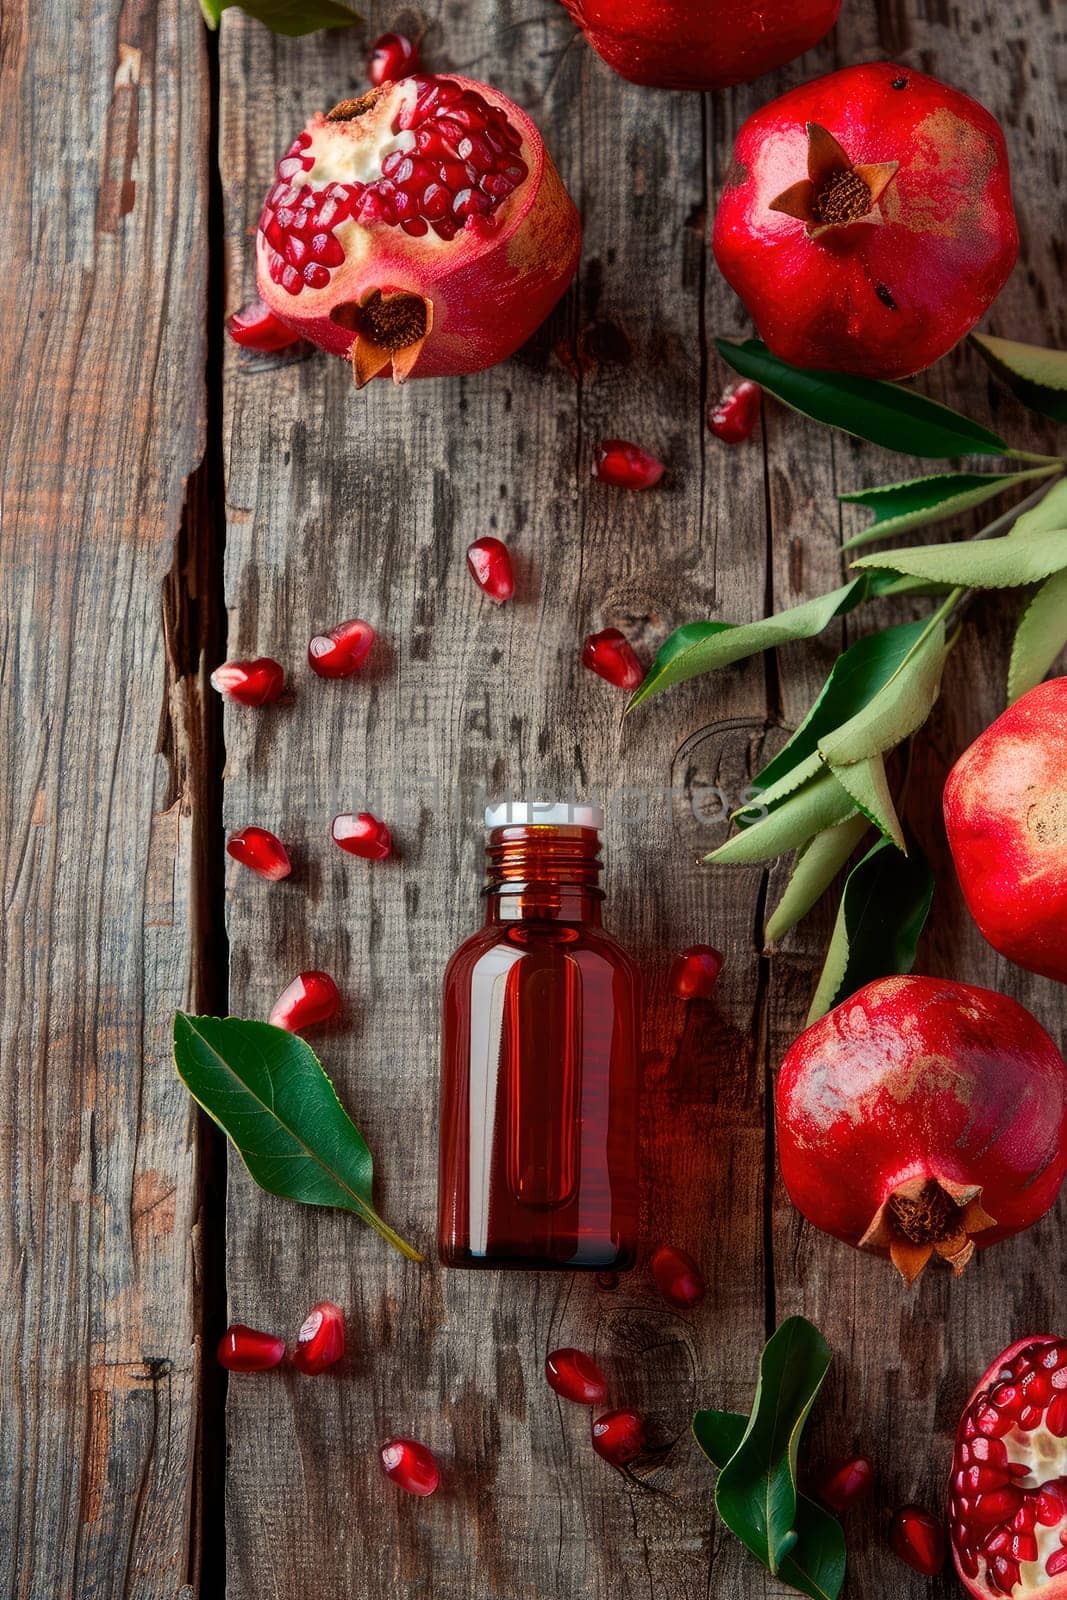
[256,75,580,385]
[951,1337,1067,1599]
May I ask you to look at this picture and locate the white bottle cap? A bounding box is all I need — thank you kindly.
[484,800,605,830]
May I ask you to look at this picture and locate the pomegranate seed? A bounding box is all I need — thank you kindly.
[891,1505,946,1576]
[291,1301,345,1374]
[545,1348,609,1406]
[668,944,724,1001]
[591,1409,646,1466]
[227,298,300,352]
[581,628,644,692]
[592,439,665,490]
[380,1437,440,1496]
[227,826,291,881]
[269,971,341,1033]
[367,31,417,87]
[331,812,393,860]
[210,657,285,706]
[819,1456,874,1513]
[217,1324,286,1372]
[708,379,762,443]
[650,1244,706,1310]
[308,618,375,679]
[466,537,515,603]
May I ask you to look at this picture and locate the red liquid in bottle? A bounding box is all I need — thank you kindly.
[438,803,641,1270]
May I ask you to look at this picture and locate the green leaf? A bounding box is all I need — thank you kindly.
[828,753,904,850]
[807,834,934,1024]
[628,579,865,709]
[840,469,1054,550]
[173,1013,421,1260]
[695,1318,844,1600]
[817,616,952,769]
[765,815,870,943]
[717,339,1008,459]
[851,524,1067,589]
[745,620,935,815]
[693,1412,846,1600]
[1011,477,1067,540]
[1008,570,1067,702]
[707,769,857,866]
[972,333,1067,424]
[202,0,361,35]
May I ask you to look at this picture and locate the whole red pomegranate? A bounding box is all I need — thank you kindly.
[256,75,580,385]
[713,63,1018,378]
[944,678,1067,985]
[951,1335,1067,1599]
[560,0,840,92]
[776,976,1067,1282]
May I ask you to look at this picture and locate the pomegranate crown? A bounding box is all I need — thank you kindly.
[769,122,899,238]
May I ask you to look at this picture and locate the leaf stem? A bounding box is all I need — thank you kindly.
[1006,450,1065,467]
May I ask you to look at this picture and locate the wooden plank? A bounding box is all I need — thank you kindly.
[0,1,210,1594]
[218,5,1064,1600]
[766,7,1067,1600]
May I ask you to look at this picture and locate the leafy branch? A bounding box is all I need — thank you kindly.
[631,337,1067,1019]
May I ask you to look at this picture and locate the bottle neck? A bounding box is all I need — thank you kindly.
[483,825,604,924]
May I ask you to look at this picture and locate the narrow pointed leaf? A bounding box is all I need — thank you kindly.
[708,1318,840,1594]
[716,339,1008,458]
[210,0,361,34]
[817,618,951,767]
[693,1410,846,1600]
[746,620,933,812]
[851,524,1067,588]
[173,1013,421,1260]
[1008,571,1067,702]
[765,814,870,943]
[1011,478,1067,540]
[840,469,1053,549]
[628,580,865,708]
[828,754,904,850]
[972,333,1067,423]
[807,834,934,1024]
[707,770,857,865]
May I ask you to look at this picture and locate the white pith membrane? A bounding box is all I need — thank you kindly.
[258,76,529,386]
[858,1175,996,1283]
[952,1340,1067,1597]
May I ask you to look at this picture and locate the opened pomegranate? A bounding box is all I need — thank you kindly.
[560,0,840,92]
[713,63,1018,378]
[255,75,580,386]
[776,976,1067,1282]
[951,1336,1067,1599]
[944,678,1067,985]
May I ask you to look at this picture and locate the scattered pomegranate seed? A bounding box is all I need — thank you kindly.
[227,826,291,881]
[708,379,762,443]
[332,811,393,860]
[210,657,285,706]
[308,618,375,679]
[291,1301,346,1374]
[891,1505,946,1576]
[591,1408,646,1466]
[545,1348,610,1406]
[226,298,300,352]
[217,1324,286,1372]
[380,1437,440,1496]
[650,1244,706,1310]
[592,439,665,490]
[819,1456,874,1513]
[581,628,644,692]
[466,537,515,604]
[269,971,341,1033]
[367,31,417,86]
[668,944,724,1001]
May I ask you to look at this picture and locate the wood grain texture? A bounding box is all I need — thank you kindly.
[0,0,210,1594]
[214,3,1065,1597]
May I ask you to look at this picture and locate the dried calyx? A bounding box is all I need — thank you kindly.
[770,122,898,238]
[860,1176,996,1283]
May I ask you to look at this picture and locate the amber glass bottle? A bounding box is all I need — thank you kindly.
[437,802,641,1270]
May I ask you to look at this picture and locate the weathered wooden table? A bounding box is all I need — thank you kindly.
[5,0,1065,1593]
